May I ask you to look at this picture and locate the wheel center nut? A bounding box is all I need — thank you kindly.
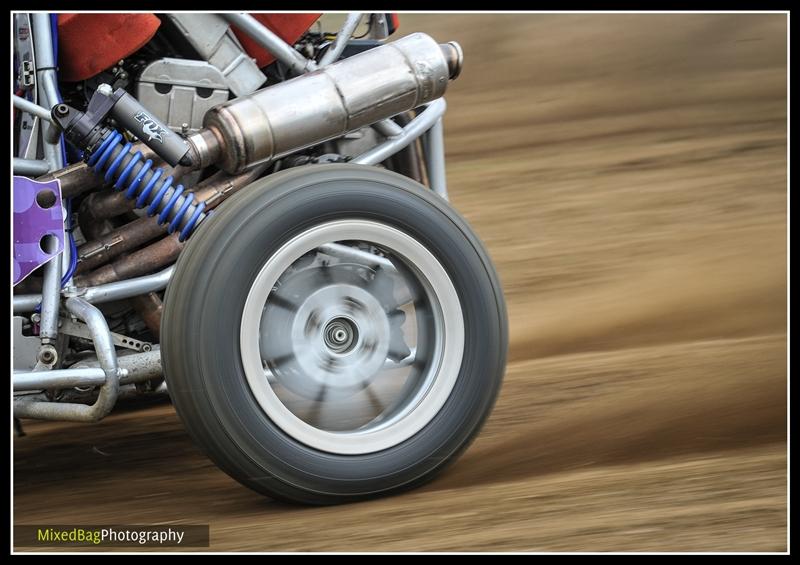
[324,317,358,354]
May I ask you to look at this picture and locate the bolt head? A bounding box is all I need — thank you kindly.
[96,83,113,96]
[39,347,57,364]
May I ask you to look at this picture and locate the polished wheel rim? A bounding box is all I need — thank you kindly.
[240,219,464,455]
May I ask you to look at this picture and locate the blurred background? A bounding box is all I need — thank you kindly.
[15,13,787,551]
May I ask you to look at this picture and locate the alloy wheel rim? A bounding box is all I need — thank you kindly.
[240,219,464,455]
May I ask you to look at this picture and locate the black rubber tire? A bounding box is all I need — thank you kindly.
[161,164,507,505]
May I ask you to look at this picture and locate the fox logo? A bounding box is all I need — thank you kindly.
[133,111,166,144]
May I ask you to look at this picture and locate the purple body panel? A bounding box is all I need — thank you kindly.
[13,176,65,286]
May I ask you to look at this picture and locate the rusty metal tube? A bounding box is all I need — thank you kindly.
[37,162,101,198]
[129,293,164,341]
[75,235,184,287]
[77,155,173,223]
[37,143,162,199]
[75,165,268,274]
[190,163,269,208]
[76,216,167,273]
[80,190,136,221]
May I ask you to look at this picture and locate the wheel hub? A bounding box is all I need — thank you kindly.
[323,317,358,353]
[260,265,393,399]
[242,219,464,454]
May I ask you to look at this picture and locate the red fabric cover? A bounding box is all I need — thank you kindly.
[388,13,400,34]
[232,13,321,68]
[57,14,161,82]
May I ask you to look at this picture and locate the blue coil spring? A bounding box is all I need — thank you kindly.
[87,130,206,242]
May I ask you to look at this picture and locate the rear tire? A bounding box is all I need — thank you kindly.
[161,164,507,504]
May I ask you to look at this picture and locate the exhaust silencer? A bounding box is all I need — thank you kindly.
[189,33,463,174]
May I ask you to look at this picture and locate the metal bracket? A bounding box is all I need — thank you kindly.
[60,318,152,352]
[13,316,40,371]
[21,60,34,87]
[167,13,266,97]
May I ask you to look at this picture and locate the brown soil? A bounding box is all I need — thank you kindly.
[14,13,787,552]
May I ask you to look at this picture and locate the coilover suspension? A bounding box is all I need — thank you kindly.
[86,129,206,242]
[52,86,207,242]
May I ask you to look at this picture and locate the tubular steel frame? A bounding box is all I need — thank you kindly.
[13,12,451,420]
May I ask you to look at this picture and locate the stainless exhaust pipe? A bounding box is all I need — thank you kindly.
[188,33,462,173]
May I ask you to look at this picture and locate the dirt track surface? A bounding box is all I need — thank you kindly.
[14,14,787,552]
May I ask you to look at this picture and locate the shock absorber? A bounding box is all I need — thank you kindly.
[85,129,206,242]
[52,86,207,242]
